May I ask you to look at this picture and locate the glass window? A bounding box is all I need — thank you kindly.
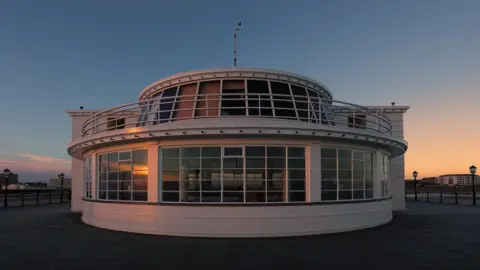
[159,145,306,203]
[83,156,92,199]
[321,147,375,202]
[97,150,148,202]
[270,81,296,120]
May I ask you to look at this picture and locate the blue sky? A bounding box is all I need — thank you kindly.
[1,0,479,180]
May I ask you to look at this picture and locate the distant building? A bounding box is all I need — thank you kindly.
[437,174,480,186]
[0,173,19,186]
[1,183,26,190]
[50,177,72,189]
[420,177,437,185]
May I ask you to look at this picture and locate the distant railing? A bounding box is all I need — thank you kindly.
[406,186,478,206]
[81,94,393,137]
[0,189,71,208]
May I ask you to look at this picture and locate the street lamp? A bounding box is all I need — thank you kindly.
[413,171,418,202]
[58,173,65,203]
[3,168,11,207]
[470,165,476,206]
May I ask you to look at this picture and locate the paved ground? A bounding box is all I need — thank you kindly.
[1,202,479,270]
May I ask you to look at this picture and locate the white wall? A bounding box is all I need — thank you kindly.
[70,115,91,212]
[383,111,406,211]
[82,199,392,237]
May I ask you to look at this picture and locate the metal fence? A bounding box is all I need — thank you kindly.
[0,189,71,208]
[406,187,478,206]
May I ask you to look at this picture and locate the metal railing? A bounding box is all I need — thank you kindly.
[0,189,71,208]
[81,93,393,137]
[406,186,478,206]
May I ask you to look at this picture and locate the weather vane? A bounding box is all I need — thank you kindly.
[234,21,241,67]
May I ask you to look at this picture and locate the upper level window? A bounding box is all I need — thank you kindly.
[348,114,366,129]
[107,117,126,131]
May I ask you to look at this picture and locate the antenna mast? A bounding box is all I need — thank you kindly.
[234,21,241,67]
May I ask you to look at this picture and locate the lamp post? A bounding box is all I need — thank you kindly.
[58,173,65,203]
[470,165,476,206]
[413,171,418,202]
[3,168,11,207]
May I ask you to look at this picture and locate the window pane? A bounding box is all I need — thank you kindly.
[181,147,200,158]
[289,180,305,190]
[133,171,148,181]
[201,180,221,191]
[289,170,305,180]
[162,148,180,158]
[181,158,200,169]
[339,178,351,189]
[266,191,284,202]
[322,179,337,190]
[223,192,243,202]
[223,169,244,180]
[133,180,147,191]
[162,159,179,170]
[353,190,364,199]
[163,180,179,191]
[339,190,352,200]
[321,159,336,169]
[201,192,221,202]
[338,149,351,160]
[223,158,243,168]
[245,146,265,157]
[108,172,119,181]
[107,191,118,200]
[338,158,351,169]
[289,191,305,202]
[338,170,352,179]
[322,190,337,201]
[201,158,221,169]
[119,161,132,171]
[288,158,305,169]
[267,180,284,191]
[246,158,265,168]
[353,160,363,171]
[245,180,265,191]
[353,151,363,160]
[353,176,363,189]
[119,171,132,181]
[266,169,285,180]
[162,192,179,202]
[224,147,243,156]
[119,191,131,201]
[288,147,305,158]
[246,169,266,180]
[267,158,285,169]
[162,170,179,181]
[201,169,221,181]
[133,150,148,170]
[201,147,221,157]
[321,148,336,159]
[245,191,266,202]
[223,181,243,190]
[108,153,118,171]
[365,189,374,198]
[267,147,285,157]
[321,169,337,179]
[119,152,131,160]
[133,192,147,201]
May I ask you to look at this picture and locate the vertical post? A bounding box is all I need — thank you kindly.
[455,191,458,205]
[36,190,39,205]
[3,175,8,208]
[60,179,64,203]
[48,190,51,204]
[426,191,429,202]
[233,22,241,67]
[472,174,476,206]
[21,192,24,206]
[414,177,417,202]
[440,190,443,204]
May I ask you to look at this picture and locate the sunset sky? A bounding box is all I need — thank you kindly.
[0,0,479,181]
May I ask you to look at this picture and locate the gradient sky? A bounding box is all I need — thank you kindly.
[0,0,479,181]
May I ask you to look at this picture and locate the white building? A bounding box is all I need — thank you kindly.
[67,68,409,237]
[436,174,479,186]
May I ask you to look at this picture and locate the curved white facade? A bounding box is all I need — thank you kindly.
[67,68,409,237]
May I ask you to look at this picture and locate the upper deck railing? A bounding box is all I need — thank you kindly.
[81,94,393,137]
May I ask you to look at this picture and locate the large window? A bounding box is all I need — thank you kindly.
[381,154,390,197]
[320,148,374,201]
[160,146,306,203]
[83,156,92,199]
[98,149,148,201]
